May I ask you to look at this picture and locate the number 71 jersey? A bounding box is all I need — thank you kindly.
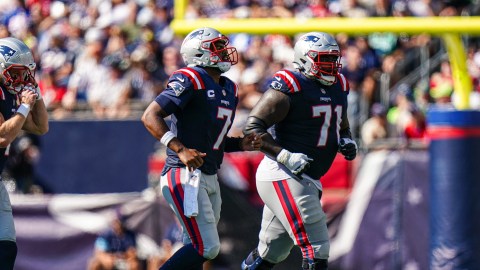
[270,69,349,179]
[155,67,239,175]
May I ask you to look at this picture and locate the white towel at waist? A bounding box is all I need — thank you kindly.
[184,168,201,218]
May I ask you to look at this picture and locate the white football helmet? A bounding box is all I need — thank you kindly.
[180,27,238,72]
[0,37,37,94]
[293,32,342,86]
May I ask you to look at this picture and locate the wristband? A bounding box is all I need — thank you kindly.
[160,131,176,147]
[16,104,30,118]
[224,137,242,152]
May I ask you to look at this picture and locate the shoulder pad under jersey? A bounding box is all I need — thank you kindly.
[167,67,206,96]
[269,69,301,94]
[336,73,349,94]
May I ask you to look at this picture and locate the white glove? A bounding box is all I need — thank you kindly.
[23,84,42,100]
[276,149,313,175]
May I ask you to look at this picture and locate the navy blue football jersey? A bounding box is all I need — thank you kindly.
[269,69,349,179]
[156,67,239,175]
[0,86,20,173]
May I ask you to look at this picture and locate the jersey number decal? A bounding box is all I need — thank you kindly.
[312,105,342,147]
[213,107,233,150]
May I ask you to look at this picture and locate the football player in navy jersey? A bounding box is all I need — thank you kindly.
[142,27,261,270]
[241,32,357,270]
[0,37,49,270]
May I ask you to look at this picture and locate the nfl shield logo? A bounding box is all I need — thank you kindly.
[222,89,226,96]
[321,89,326,94]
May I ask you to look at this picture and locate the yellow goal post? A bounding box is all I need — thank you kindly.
[171,0,480,109]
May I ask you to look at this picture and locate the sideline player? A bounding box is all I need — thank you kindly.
[0,37,49,270]
[142,27,261,270]
[241,32,357,270]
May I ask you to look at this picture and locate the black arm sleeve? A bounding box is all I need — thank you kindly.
[224,137,242,152]
[243,116,269,136]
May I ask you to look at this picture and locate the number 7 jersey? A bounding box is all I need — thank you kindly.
[270,69,349,179]
[155,67,239,175]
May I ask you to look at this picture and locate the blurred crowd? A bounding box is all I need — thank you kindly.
[1,0,480,149]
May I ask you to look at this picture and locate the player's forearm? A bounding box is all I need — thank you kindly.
[142,102,171,140]
[23,100,49,135]
[259,133,283,159]
[339,115,351,138]
[0,114,28,148]
[142,102,187,154]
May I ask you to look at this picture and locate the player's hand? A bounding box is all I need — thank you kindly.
[20,89,37,107]
[276,149,313,176]
[240,133,262,151]
[339,138,357,161]
[177,147,206,171]
[23,83,41,101]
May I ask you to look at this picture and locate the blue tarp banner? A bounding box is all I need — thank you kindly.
[330,150,429,270]
[36,120,157,193]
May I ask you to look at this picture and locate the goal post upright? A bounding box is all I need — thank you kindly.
[171,0,480,109]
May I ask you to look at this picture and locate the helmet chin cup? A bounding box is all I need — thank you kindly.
[304,66,336,86]
[319,75,335,86]
[217,62,231,72]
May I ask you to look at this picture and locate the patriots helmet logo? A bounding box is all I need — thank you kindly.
[0,45,16,62]
[186,29,205,42]
[271,81,283,90]
[302,35,320,47]
[303,35,319,42]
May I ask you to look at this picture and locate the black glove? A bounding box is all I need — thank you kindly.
[338,138,357,161]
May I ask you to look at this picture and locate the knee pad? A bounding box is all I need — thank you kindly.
[302,258,328,270]
[202,243,220,260]
[0,240,17,270]
[241,248,275,270]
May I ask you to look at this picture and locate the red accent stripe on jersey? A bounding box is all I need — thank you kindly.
[427,126,480,139]
[175,68,205,90]
[338,73,348,92]
[0,88,5,100]
[186,68,205,89]
[233,82,239,97]
[275,70,300,93]
[283,70,301,92]
[168,168,204,256]
[273,181,314,260]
